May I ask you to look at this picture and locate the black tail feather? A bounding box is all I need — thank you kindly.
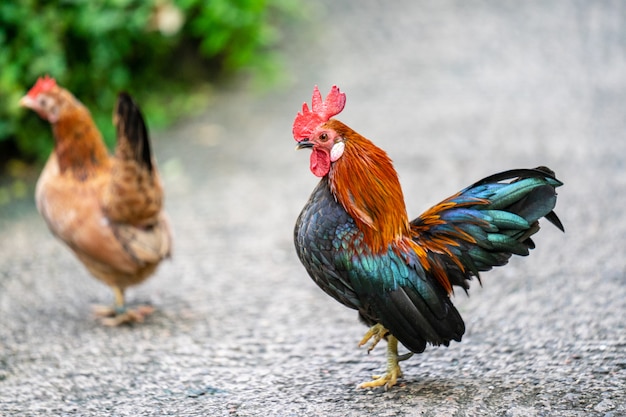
[115,92,153,171]
[545,210,565,232]
[469,167,562,189]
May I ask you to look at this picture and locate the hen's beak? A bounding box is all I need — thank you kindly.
[19,95,36,109]
[19,95,39,110]
[296,140,313,150]
[19,94,54,122]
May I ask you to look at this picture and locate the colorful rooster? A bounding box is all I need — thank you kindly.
[293,85,563,389]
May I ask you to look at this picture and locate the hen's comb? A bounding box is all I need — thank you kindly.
[293,85,346,142]
[26,75,57,98]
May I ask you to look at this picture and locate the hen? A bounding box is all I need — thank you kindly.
[20,76,172,326]
[293,85,564,389]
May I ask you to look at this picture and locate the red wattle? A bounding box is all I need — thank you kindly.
[310,148,330,177]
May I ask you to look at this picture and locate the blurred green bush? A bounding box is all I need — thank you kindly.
[0,0,303,164]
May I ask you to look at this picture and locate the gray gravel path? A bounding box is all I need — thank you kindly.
[1,1,625,415]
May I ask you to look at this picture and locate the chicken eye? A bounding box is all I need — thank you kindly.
[319,133,328,142]
[38,96,50,109]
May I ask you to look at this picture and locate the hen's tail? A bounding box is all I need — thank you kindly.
[411,167,563,293]
[104,93,163,225]
[114,92,153,171]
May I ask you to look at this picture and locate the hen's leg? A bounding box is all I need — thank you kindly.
[93,286,154,326]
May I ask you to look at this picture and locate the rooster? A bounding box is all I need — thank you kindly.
[293,85,563,389]
[20,76,172,326]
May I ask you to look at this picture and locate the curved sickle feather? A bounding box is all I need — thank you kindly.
[409,168,564,293]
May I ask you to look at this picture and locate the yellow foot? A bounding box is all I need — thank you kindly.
[92,304,155,326]
[358,323,389,353]
[358,365,402,390]
[358,334,411,390]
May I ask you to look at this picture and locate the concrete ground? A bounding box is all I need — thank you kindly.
[1,1,625,415]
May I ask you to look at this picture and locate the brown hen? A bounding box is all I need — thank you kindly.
[20,76,172,326]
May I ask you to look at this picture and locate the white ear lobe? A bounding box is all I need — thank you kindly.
[330,141,345,162]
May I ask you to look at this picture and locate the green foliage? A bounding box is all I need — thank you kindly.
[0,0,303,163]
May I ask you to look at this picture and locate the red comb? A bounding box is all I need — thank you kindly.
[26,75,57,98]
[293,85,346,142]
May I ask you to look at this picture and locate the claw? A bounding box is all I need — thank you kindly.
[358,367,401,390]
[358,323,389,353]
[93,304,154,326]
[358,334,406,390]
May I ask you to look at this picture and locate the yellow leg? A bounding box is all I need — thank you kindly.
[92,286,154,326]
[113,286,125,310]
[359,330,412,389]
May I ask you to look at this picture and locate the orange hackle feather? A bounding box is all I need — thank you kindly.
[325,119,410,251]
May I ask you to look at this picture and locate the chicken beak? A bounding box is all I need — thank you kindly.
[19,94,54,122]
[19,95,36,109]
[296,140,314,150]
